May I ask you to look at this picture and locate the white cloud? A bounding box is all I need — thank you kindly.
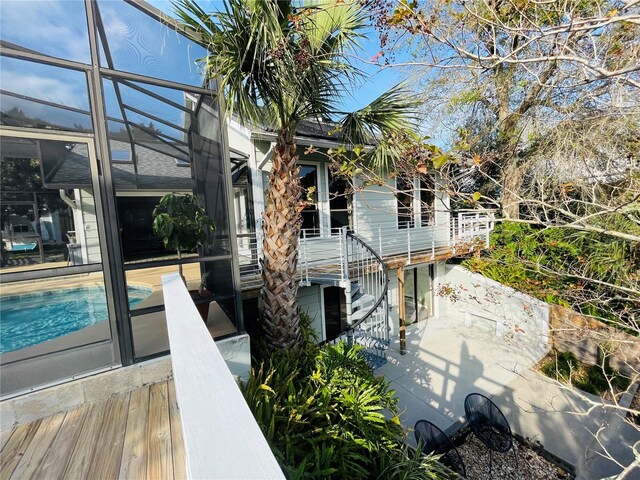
[0,68,88,109]
[0,0,91,62]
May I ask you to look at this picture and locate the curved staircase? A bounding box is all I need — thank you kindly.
[299,227,390,367]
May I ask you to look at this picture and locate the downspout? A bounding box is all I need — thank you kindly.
[59,189,77,210]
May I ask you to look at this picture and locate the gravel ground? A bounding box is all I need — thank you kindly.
[457,435,574,480]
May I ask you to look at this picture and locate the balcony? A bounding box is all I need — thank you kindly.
[238,209,494,289]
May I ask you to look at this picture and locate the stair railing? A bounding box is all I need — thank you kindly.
[322,227,389,366]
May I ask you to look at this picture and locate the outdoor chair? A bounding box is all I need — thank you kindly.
[464,393,518,476]
[414,420,466,478]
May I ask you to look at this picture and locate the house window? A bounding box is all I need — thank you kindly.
[111,149,131,164]
[419,176,435,226]
[397,174,436,228]
[300,164,320,237]
[396,176,414,229]
[329,172,351,231]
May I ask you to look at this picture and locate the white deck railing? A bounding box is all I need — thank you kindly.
[238,210,494,277]
[162,272,285,480]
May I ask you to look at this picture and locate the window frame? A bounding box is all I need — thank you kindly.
[396,173,436,230]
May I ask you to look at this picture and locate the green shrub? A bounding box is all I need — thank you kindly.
[242,331,452,479]
[538,350,631,396]
[463,221,639,329]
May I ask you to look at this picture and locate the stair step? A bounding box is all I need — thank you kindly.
[350,308,369,322]
[354,319,389,335]
[351,289,363,303]
[306,275,343,286]
[352,334,390,354]
[351,293,375,310]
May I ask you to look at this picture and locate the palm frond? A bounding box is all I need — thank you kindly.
[174,0,288,126]
[339,84,421,173]
[175,0,420,152]
[302,1,367,56]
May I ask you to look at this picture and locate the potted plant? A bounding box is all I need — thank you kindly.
[152,193,215,286]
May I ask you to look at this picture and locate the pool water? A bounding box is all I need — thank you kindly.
[0,286,152,354]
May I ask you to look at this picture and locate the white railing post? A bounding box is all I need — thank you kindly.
[452,215,457,252]
[342,227,354,324]
[302,229,308,285]
[378,225,383,258]
[431,223,435,260]
[485,217,490,248]
[340,226,349,281]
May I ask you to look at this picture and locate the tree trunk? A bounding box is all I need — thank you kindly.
[177,248,186,286]
[260,130,303,350]
[494,64,523,220]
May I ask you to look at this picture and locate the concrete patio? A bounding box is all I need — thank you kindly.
[378,315,639,479]
[378,315,549,442]
[493,369,639,479]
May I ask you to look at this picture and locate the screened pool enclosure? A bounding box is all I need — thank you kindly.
[0,0,241,397]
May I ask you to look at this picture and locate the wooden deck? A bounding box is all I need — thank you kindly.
[0,380,186,480]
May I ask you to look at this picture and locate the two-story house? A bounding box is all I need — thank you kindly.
[227,117,493,363]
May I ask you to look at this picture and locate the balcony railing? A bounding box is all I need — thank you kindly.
[238,210,494,276]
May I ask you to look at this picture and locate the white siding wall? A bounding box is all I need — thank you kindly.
[72,189,101,264]
[298,285,324,341]
[353,180,396,236]
[352,174,451,257]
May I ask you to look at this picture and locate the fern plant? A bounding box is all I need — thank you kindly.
[241,330,450,478]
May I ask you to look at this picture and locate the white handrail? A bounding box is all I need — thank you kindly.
[162,273,285,480]
[238,211,493,277]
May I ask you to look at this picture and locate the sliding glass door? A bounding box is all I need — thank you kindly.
[404,264,434,325]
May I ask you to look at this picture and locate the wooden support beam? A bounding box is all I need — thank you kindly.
[397,267,407,355]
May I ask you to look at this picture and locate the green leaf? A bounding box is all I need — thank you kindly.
[431,154,449,169]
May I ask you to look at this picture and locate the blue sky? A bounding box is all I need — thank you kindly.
[0,0,409,133]
[146,0,406,114]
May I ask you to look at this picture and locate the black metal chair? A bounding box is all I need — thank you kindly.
[464,393,518,476]
[414,420,466,478]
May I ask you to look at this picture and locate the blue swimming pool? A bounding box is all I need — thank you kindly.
[0,286,152,354]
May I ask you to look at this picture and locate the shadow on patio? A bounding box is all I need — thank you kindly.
[376,315,548,445]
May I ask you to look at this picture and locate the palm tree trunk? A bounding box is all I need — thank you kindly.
[260,130,303,350]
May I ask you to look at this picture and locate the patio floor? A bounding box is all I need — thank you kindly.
[377,316,639,478]
[0,380,185,480]
[377,315,548,444]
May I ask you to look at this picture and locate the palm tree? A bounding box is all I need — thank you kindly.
[176,0,418,350]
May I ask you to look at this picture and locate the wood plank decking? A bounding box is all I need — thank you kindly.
[0,380,185,480]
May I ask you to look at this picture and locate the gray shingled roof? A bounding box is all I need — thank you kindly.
[41,139,194,191]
